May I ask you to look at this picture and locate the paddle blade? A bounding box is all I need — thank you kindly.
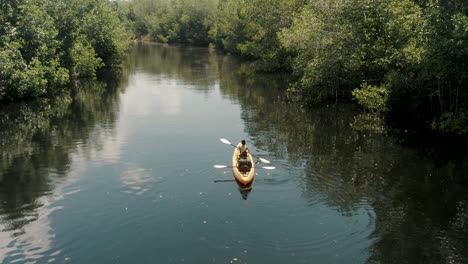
[262,166,276,170]
[220,138,231,145]
[214,165,228,169]
[259,157,271,164]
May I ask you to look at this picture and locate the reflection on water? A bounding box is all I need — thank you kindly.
[216,50,468,262]
[0,42,467,263]
[0,74,126,263]
[237,184,253,200]
[120,166,151,195]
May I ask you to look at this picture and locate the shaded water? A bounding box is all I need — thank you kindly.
[0,42,467,264]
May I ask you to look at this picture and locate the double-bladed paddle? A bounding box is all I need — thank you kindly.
[214,165,276,170]
[220,138,271,164]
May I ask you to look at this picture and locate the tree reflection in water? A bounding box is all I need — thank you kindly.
[1,42,466,263]
[0,72,127,259]
[216,55,468,263]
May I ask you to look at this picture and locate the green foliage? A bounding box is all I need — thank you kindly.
[129,0,217,45]
[0,0,131,102]
[18,0,69,87]
[423,11,468,110]
[70,36,104,78]
[277,0,467,133]
[352,83,389,113]
[212,0,304,71]
[0,43,47,100]
[384,7,468,133]
[83,1,131,67]
[280,2,350,102]
[2,0,465,134]
[210,0,246,53]
[280,0,425,102]
[0,0,69,100]
[433,112,468,135]
[127,0,304,71]
[53,0,132,71]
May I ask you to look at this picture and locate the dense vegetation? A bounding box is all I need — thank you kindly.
[121,0,468,134]
[0,0,131,101]
[1,0,466,134]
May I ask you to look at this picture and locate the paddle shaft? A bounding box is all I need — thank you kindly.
[214,165,275,170]
[220,138,270,164]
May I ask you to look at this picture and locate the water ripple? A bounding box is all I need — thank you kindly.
[120,165,160,195]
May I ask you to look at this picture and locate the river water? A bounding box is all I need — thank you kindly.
[0,42,467,264]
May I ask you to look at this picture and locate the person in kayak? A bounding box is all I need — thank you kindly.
[238,139,250,155]
[237,140,252,173]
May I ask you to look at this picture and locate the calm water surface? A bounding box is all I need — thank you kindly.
[0,43,467,264]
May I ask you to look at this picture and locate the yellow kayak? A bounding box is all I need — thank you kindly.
[232,143,255,186]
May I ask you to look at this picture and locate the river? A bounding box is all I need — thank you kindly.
[0,42,467,264]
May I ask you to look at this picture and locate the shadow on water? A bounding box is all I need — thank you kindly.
[213,179,253,200]
[236,180,253,200]
[238,186,252,200]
